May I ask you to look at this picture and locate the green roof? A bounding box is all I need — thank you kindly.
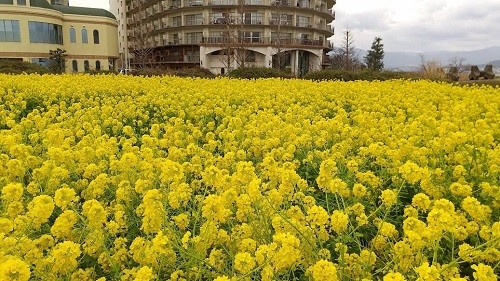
[29,0,53,9]
[4,0,118,20]
[52,5,116,20]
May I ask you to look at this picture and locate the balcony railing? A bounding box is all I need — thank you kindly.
[160,54,200,63]
[208,0,237,5]
[201,36,325,47]
[186,0,204,6]
[185,19,205,26]
[156,16,331,30]
[271,0,293,6]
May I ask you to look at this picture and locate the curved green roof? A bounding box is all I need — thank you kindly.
[29,0,53,9]
[52,5,116,20]
[25,0,116,20]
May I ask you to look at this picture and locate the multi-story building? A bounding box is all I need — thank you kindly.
[119,0,335,75]
[109,0,129,69]
[0,0,119,72]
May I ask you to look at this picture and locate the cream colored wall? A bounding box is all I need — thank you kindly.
[0,6,64,56]
[0,4,119,73]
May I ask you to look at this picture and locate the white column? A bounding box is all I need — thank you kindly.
[294,50,299,75]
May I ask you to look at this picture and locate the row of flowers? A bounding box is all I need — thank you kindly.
[0,74,499,280]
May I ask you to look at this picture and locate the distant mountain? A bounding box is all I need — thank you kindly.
[487,60,500,67]
[382,46,500,70]
[327,46,500,71]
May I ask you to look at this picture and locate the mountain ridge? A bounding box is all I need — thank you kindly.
[380,46,500,70]
[337,46,500,70]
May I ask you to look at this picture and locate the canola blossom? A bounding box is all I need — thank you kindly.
[0,74,499,280]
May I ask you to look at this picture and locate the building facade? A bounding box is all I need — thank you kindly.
[115,0,335,75]
[0,0,119,72]
[109,0,129,69]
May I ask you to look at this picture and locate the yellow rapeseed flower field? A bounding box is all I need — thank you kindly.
[0,74,499,281]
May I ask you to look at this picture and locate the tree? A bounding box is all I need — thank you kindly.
[364,37,384,71]
[270,3,289,70]
[330,30,364,71]
[216,0,253,72]
[49,48,67,74]
[127,0,155,69]
[418,54,445,79]
[447,56,469,74]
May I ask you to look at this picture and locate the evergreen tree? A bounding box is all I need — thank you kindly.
[364,37,384,71]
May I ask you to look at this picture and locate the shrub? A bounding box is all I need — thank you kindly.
[133,67,215,78]
[85,69,117,75]
[303,69,411,81]
[0,60,48,74]
[228,67,294,79]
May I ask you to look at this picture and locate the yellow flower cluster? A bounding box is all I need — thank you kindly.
[1,74,499,280]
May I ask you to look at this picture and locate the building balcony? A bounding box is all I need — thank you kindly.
[158,54,200,63]
[200,36,325,47]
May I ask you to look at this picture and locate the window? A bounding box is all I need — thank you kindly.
[186,0,203,6]
[84,60,90,71]
[28,21,63,44]
[244,31,261,43]
[82,28,88,43]
[186,50,200,63]
[244,13,263,25]
[93,29,99,44]
[172,16,181,27]
[297,0,310,7]
[0,20,21,42]
[271,13,293,25]
[185,14,203,26]
[211,12,232,24]
[72,60,78,72]
[172,33,180,44]
[296,16,311,27]
[185,32,202,44]
[69,27,76,43]
[271,32,292,44]
[31,58,50,67]
[17,0,26,5]
[95,60,101,70]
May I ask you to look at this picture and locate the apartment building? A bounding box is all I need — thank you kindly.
[109,0,129,69]
[112,0,335,75]
[0,0,119,72]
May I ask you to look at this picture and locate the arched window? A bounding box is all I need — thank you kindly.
[95,60,101,70]
[82,28,88,43]
[69,27,76,43]
[84,60,89,71]
[72,60,78,72]
[93,29,99,44]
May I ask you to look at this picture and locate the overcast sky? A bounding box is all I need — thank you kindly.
[71,0,500,52]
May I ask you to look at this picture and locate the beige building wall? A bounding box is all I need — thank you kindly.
[0,1,119,73]
[109,0,128,69]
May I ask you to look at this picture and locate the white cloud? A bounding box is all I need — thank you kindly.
[69,0,500,52]
[333,0,500,52]
[70,0,109,9]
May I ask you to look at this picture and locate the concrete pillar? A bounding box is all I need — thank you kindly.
[294,50,299,75]
[266,47,273,68]
[199,46,208,69]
